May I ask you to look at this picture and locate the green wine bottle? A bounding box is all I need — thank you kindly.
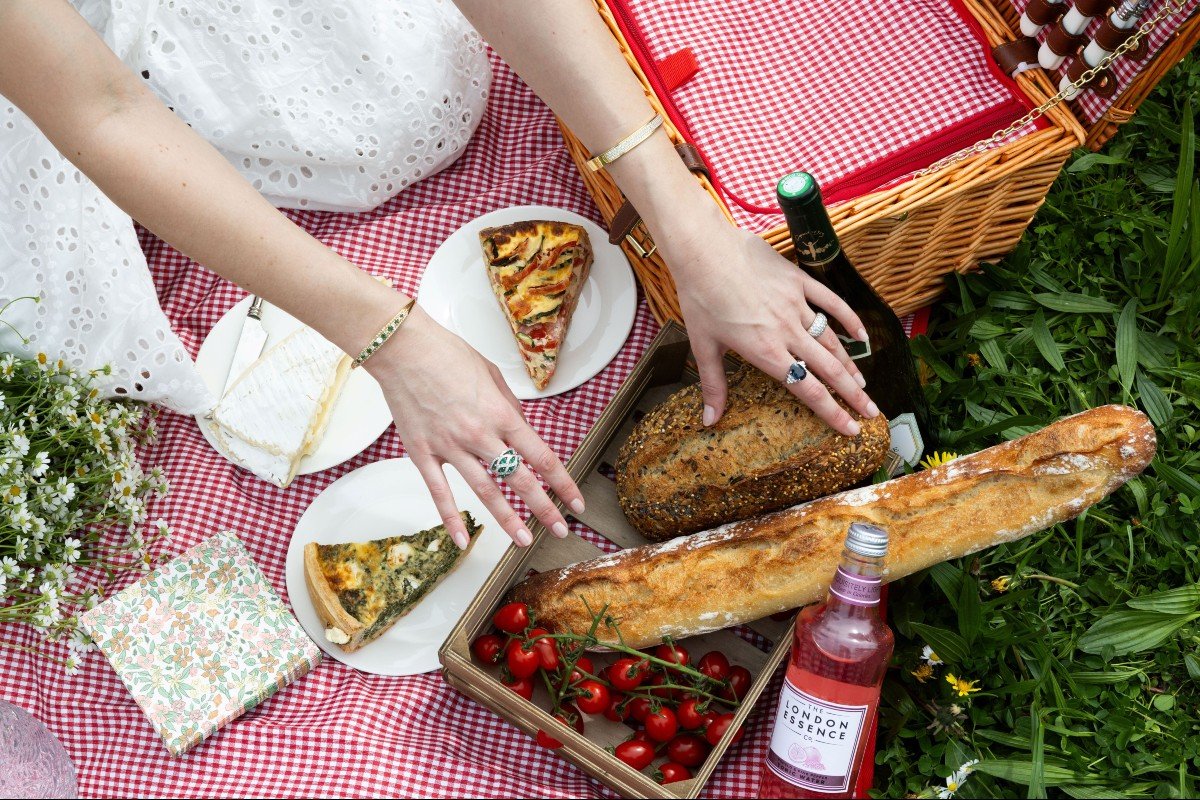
[776,171,933,469]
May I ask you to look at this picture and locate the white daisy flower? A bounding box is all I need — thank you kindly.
[29,451,50,478]
[921,645,944,665]
[11,503,34,533]
[935,759,980,799]
[63,655,81,675]
[0,557,17,577]
[61,537,82,564]
[0,353,14,378]
[9,433,29,456]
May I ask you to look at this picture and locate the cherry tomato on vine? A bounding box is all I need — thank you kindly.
[603,691,629,722]
[696,651,731,682]
[705,713,743,746]
[644,706,679,743]
[493,601,530,634]
[654,642,690,669]
[501,673,534,701]
[471,634,505,666]
[505,639,541,679]
[609,657,649,692]
[527,627,561,672]
[614,740,655,770]
[700,709,719,733]
[676,698,707,730]
[721,665,752,702]
[556,702,585,734]
[665,734,709,767]
[656,762,692,785]
[575,680,612,716]
[569,656,595,685]
[628,696,654,723]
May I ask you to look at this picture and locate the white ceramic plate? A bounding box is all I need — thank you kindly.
[194,297,392,479]
[417,205,637,399]
[285,458,509,675]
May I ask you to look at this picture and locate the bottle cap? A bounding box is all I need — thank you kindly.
[776,171,822,204]
[846,522,888,557]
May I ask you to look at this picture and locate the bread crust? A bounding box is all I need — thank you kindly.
[511,406,1156,648]
[616,365,889,539]
[303,542,366,651]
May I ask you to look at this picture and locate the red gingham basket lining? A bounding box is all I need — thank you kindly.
[608,0,1043,231]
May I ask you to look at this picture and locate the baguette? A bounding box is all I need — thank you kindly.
[616,364,890,540]
[510,406,1155,647]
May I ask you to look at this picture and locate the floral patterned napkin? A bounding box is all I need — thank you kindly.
[80,531,320,756]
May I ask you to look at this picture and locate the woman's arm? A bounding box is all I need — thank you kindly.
[0,0,584,547]
[453,0,879,436]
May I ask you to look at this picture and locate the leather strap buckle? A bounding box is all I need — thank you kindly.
[625,224,657,259]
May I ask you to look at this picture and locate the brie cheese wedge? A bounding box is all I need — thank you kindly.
[211,325,352,488]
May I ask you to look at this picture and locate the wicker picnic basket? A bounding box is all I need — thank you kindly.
[559,0,1200,322]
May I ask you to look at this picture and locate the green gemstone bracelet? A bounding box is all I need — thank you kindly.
[352,299,416,369]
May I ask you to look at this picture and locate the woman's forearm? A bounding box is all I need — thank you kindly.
[0,0,403,359]
[452,0,726,278]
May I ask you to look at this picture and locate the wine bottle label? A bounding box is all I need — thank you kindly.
[888,412,925,469]
[829,567,881,606]
[836,333,872,361]
[766,680,869,793]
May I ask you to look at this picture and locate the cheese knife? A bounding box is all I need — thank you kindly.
[221,296,268,396]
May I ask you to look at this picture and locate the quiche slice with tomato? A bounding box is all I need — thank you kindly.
[303,511,482,652]
[479,220,593,391]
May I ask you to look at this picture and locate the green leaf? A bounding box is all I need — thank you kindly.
[927,562,963,608]
[958,575,983,645]
[1068,152,1129,173]
[1067,667,1143,685]
[975,758,1107,787]
[1151,693,1176,711]
[1031,310,1066,372]
[909,623,970,664]
[1184,653,1200,681]
[1154,461,1200,497]
[1033,292,1119,314]
[1125,583,1200,613]
[979,338,1008,371]
[1115,300,1139,393]
[1077,610,1200,655]
[1061,787,1131,800]
[1135,371,1173,427]
[1029,711,1047,799]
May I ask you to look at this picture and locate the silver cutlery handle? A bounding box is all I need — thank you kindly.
[247,295,265,320]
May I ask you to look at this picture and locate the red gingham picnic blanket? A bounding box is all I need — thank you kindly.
[0,45,929,797]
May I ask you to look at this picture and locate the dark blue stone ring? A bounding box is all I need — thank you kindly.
[785,360,808,385]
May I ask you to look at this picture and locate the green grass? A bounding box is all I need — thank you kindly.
[876,54,1200,799]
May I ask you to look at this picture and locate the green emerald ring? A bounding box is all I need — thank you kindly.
[489,448,522,479]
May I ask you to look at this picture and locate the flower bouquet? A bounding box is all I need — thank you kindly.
[1,318,166,672]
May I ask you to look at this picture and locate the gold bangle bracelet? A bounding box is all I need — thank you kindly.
[585,114,664,171]
[352,299,416,369]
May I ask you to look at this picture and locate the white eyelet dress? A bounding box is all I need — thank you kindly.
[0,0,491,414]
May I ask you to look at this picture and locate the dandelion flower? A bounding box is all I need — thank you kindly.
[911,663,934,683]
[945,674,981,697]
[920,451,960,470]
[991,575,1011,593]
[922,645,943,665]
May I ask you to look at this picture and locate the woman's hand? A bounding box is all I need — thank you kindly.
[364,307,584,549]
[663,214,880,437]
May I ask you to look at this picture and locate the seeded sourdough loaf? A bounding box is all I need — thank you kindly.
[511,406,1155,648]
[615,364,890,540]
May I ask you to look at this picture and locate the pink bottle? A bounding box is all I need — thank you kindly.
[759,523,894,799]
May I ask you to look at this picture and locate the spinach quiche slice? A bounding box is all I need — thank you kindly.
[479,220,593,390]
[303,511,482,652]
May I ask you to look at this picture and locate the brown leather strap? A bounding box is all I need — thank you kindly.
[608,200,643,245]
[993,38,1041,75]
[608,143,710,246]
[1026,0,1067,26]
[1094,14,1136,50]
[1046,23,1088,56]
[1074,0,1114,16]
[1066,56,1118,97]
